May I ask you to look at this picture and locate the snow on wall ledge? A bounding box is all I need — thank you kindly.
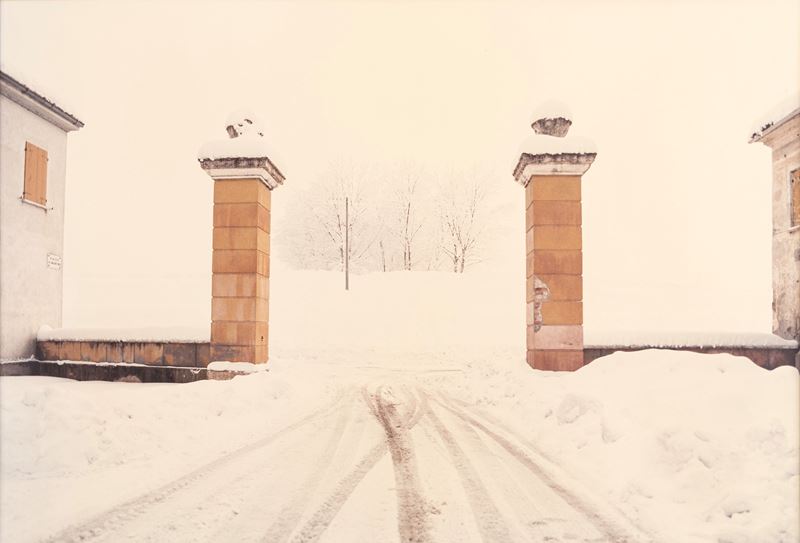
[585,330,798,349]
[37,325,209,343]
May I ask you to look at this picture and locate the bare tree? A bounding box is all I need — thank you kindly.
[392,170,425,271]
[279,162,379,271]
[436,172,487,273]
[277,163,493,274]
[314,166,377,271]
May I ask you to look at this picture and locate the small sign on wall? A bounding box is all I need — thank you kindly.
[47,253,62,270]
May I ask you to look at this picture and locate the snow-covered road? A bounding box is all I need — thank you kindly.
[3,349,797,542]
[41,381,649,543]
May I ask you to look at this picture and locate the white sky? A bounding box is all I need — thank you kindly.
[1,0,798,333]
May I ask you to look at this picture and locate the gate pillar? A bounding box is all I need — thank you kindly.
[513,106,596,371]
[199,113,284,364]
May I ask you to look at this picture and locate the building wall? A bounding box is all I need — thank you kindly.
[765,114,800,341]
[0,95,69,360]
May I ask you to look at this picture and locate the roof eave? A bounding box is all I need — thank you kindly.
[0,71,84,132]
[749,106,800,144]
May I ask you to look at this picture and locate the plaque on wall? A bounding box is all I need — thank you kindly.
[47,253,62,270]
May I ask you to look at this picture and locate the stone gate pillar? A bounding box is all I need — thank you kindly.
[198,113,284,364]
[513,108,596,371]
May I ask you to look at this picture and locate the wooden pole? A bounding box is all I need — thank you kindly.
[345,197,350,291]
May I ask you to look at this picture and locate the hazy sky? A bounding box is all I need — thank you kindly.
[1,0,798,332]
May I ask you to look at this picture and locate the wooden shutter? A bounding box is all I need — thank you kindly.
[23,142,48,206]
[792,168,800,227]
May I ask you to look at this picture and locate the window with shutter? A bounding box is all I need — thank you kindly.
[792,168,799,228]
[23,142,48,207]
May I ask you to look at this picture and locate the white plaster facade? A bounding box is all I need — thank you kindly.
[752,107,800,343]
[0,72,83,360]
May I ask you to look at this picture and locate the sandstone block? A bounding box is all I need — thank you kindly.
[534,226,582,250]
[214,178,271,208]
[530,176,581,201]
[532,201,581,225]
[532,325,583,350]
[533,250,582,274]
[541,301,583,325]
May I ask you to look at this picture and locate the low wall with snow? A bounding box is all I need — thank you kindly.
[585,346,798,370]
[36,340,210,368]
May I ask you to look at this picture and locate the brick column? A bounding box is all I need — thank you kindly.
[199,115,284,364]
[513,111,596,371]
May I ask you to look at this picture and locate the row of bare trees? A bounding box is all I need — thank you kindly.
[278,163,491,273]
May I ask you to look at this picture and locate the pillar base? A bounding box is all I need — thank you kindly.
[526,349,584,371]
[211,344,268,364]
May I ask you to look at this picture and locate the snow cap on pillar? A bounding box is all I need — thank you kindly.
[513,100,597,187]
[198,110,285,189]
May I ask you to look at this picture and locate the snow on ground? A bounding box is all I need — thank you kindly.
[0,370,335,542]
[429,349,799,543]
[3,268,798,542]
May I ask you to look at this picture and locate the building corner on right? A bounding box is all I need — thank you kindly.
[750,102,800,365]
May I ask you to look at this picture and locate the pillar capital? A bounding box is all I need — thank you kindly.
[198,111,285,190]
[512,105,596,187]
[514,153,596,186]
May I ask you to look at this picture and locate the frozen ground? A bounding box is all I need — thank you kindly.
[2,269,798,542]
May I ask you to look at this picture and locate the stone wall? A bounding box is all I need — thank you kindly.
[584,345,799,370]
[36,340,210,367]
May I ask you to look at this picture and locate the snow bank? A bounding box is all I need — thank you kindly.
[0,369,334,542]
[444,349,799,543]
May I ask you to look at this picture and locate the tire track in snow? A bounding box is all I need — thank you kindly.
[40,391,348,543]
[372,386,431,543]
[435,396,654,543]
[424,403,514,543]
[259,400,352,543]
[431,399,601,542]
[288,385,428,543]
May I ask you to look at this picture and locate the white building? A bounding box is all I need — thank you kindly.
[0,71,83,360]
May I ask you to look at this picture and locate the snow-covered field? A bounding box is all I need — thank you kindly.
[2,269,798,542]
